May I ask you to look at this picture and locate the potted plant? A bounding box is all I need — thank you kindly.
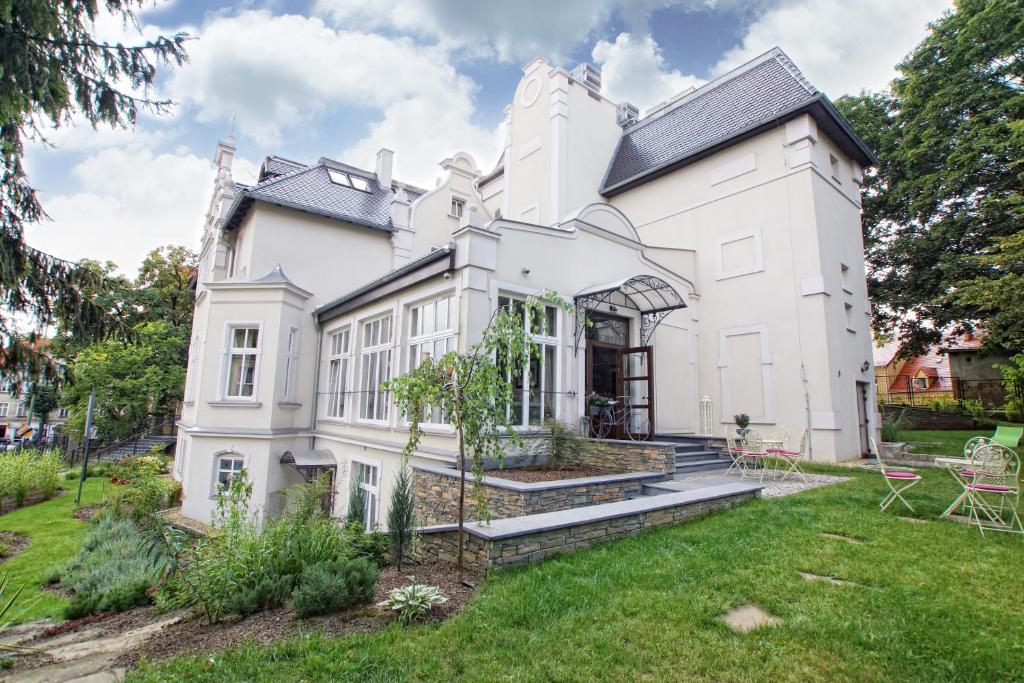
[734,413,751,436]
[586,393,612,416]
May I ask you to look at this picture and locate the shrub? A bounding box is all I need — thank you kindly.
[378,580,447,624]
[387,458,415,569]
[291,557,379,617]
[543,419,585,469]
[50,514,169,618]
[105,470,180,523]
[346,481,367,527]
[0,450,63,509]
[881,416,902,442]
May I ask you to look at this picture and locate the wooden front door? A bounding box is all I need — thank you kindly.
[585,313,629,439]
[622,346,655,440]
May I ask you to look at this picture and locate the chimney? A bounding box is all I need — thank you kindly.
[376,148,394,189]
[616,102,639,128]
[570,63,602,95]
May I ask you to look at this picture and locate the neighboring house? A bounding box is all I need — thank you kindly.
[0,379,70,443]
[175,48,879,525]
[943,332,1011,383]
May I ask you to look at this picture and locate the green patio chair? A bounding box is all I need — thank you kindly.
[992,426,1023,448]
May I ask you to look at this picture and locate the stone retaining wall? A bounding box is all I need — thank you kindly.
[413,466,652,525]
[418,489,757,572]
[564,439,677,475]
[881,404,978,430]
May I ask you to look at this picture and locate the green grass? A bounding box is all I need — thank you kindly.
[0,477,110,624]
[130,466,1024,682]
[900,429,1022,457]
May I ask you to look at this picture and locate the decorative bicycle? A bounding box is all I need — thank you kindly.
[589,396,647,441]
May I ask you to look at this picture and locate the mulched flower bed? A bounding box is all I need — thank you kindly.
[0,487,66,516]
[115,561,477,667]
[72,506,101,522]
[0,530,29,561]
[483,466,624,483]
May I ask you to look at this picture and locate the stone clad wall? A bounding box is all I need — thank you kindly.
[565,439,677,475]
[413,467,646,525]
[417,489,757,572]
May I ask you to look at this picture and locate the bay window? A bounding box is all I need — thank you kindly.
[224,325,260,399]
[325,328,351,418]
[359,315,393,421]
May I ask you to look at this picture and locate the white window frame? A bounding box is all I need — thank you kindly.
[213,453,246,495]
[350,456,381,530]
[58,407,69,418]
[281,326,301,403]
[497,292,561,429]
[324,326,353,420]
[406,294,457,427]
[0,380,10,393]
[0,403,8,417]
[358,314,394,423]
[450,196,466,219]
[221,322,262,401]
[15,402,26,418]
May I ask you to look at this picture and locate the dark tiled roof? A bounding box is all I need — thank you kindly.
[225,158,423,234]
[600,49,875,196]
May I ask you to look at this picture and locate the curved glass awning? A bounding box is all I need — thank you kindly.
[574,274,687,347]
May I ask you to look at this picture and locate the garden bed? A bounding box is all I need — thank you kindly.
[0,487,66,516]
[0,530,29,561]
[483,466,623,483]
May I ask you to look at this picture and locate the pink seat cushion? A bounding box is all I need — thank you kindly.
[959,470,976,477]
[967,483,1013,492]
[768,449,800,456]
[884,471,919,480]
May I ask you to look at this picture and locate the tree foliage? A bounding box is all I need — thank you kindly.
[61,320,186,439]
[0,1,189,375]
[386,456,415,570]
[835,0,1023,356]
[387,291,580,576]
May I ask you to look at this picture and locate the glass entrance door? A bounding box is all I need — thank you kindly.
[622,347,654,440]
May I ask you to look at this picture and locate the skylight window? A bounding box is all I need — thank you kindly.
[327,169,371,192]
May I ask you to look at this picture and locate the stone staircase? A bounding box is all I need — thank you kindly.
[94,435,175,461]
[658,434,731,477]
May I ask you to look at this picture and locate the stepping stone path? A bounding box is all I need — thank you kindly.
[721,604,781,633]
[820,532,863,544]
[799,571,858,587]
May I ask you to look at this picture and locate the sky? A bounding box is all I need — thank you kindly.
[23,0,952,276]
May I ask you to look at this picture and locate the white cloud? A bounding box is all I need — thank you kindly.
[25,146,255,275]
[313,0,626,63]
[592,33,703,112]
[713,0,952,96]
[164,10,498,186]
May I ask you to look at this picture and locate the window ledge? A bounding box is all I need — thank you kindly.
[355,420,391,431]
[277,401,302,409]
[208,400,262,408]
[182,400,195,406]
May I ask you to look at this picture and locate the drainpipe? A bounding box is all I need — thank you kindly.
[308,313,323,451]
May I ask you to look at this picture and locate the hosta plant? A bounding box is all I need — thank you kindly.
[378,578,447,624]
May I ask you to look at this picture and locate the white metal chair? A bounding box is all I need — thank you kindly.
[871,439,922,512]
[724,433,748,476]
[737,430,774,482]
[941,436,995,517]
[762,426,789,452]
[767,429,809,482]
[964,444,1023,536]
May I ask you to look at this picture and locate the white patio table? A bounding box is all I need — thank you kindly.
[936,456,974,518]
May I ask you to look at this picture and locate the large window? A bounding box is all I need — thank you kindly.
[282,327,301,402]
[359,315,393,421]
[216,455,245,489]
[351,460,380,529]
[408,295,456,424]
[0,403,8,417]
[497,294,559,427]
[325,328,351,418]
[225,325,260,399]
[15,402,26,418]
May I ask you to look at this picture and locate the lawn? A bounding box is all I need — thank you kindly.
[899,429,1022,457]
[0,477,110,624]
[129,464,1024,682]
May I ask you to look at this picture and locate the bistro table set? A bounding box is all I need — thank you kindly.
[873,426,1023,536]
[724,426,809,483]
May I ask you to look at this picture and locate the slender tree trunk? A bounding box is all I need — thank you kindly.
[454,401,466,582]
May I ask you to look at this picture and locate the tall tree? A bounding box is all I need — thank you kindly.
[836,0,1024,356]
[0,1,189,377]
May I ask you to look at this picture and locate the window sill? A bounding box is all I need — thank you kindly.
[355,420,391,431]
[277,401,302,409]
[182,400,195,406]
[448,213,463,220]
[208,400,262,408]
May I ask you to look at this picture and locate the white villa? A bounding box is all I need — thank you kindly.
[174,48,879,525]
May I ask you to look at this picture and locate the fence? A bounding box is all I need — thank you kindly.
[877,374,1015,410]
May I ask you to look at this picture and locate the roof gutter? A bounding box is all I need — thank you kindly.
[316,246,456,324]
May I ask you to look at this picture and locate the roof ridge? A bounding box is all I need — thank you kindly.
[622,47,807,135]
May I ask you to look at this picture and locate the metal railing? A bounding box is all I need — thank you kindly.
[64,414,179,463]
[877,374,1014,409]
